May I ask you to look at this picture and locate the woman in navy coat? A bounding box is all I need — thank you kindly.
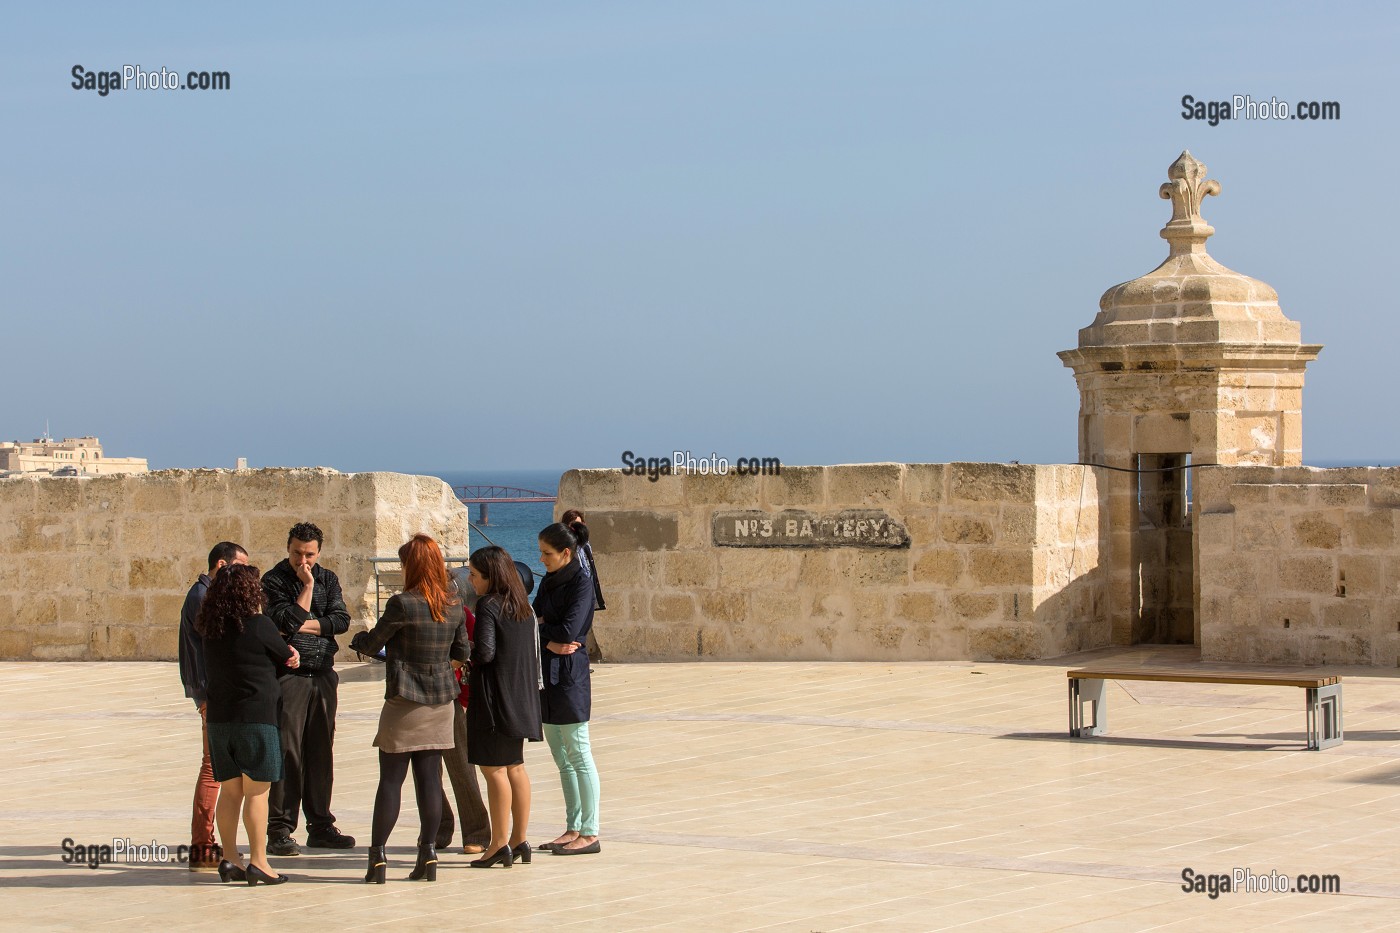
[533,521,601,855]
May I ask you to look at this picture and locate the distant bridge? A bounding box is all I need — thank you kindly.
[454,485,557,524]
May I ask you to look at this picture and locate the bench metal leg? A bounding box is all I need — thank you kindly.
[1306,684,1344,750]
[1069,678,1107,738]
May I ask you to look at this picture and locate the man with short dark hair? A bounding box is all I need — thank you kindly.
[262,522,355,855]
[178,540,249,871]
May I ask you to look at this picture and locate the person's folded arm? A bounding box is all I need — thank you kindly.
[319,571,351,636]
[539,577,590,648]
[264,571,312,638]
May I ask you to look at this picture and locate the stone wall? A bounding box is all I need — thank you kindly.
[0,468,471,660]
[1196,465,1400,666]
[562,462,1103,661]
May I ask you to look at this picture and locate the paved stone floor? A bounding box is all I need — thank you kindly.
[5,648,1400,931]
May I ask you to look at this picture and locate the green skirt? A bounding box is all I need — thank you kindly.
[207,721,283,783]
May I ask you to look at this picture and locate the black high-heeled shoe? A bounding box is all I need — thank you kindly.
[511,842,531,864]
[217,859,246,883]
[407,843,437,881]
[245,863,290,886]
[469,845,513,869]
[365,846,386,884]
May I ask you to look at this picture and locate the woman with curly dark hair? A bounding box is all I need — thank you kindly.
[197,563,301,886]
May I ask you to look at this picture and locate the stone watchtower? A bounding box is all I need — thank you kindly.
[1059,151,1321,647]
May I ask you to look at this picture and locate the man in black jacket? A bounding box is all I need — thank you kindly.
[178,540,248,870]
[262,522,355,855]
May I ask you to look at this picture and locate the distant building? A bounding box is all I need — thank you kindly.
[0,436,148,476]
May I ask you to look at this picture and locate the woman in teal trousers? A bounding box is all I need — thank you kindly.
[533,521,601,855]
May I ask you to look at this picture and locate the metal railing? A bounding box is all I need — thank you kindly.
[367,555,472,620]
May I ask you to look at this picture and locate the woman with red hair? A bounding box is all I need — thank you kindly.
[350,534,469,883]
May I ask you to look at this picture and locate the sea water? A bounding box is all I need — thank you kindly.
[426,469,565,581]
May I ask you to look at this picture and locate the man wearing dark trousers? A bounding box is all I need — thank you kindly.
[178,540,249,871]
[262,522,355,855]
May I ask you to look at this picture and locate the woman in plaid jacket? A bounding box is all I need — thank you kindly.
[349,534,470,883]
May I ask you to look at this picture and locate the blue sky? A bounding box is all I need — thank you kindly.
[2,2,1395,471]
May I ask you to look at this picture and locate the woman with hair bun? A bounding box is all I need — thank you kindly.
[197,563,300,886]
[559,509,605,663]
[534,521,602,856]
[350,533,469,884]
[559,509,606,613]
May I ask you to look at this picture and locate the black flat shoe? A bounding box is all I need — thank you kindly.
[536,836,576,852]
[245,864,290,886]
[217,860,246,883]
[553,839,601,856]
[469,845,513,869]
[512,842,531,864]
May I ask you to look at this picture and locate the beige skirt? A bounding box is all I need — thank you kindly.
[373,696,455,753]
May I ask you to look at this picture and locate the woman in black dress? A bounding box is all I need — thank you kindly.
[464,545,542,868]
[196,564,299,886]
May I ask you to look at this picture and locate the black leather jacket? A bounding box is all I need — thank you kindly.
[262,559,351,668]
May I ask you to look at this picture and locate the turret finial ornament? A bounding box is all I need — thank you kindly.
[1158,150,1220,254]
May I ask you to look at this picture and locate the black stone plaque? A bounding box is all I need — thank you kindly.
[712,509,909,548]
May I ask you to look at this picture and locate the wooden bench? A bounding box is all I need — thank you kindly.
[1067,667,1343,750]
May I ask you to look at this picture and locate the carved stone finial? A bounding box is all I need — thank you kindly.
[1158,150,1221,255]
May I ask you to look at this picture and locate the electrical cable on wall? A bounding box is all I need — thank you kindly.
[1073,461,1221,473]
[1058,460,1220,587]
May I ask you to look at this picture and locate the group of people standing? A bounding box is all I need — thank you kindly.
[177,515,603,886]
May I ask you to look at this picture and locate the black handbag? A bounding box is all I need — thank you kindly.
[289,631,335,672]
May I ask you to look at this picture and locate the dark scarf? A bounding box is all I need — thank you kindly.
[538,556,582,596]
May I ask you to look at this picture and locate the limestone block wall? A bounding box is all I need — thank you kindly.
[561,462,1103,661]
[0,468,471,661]
[1195,465,1400,666]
